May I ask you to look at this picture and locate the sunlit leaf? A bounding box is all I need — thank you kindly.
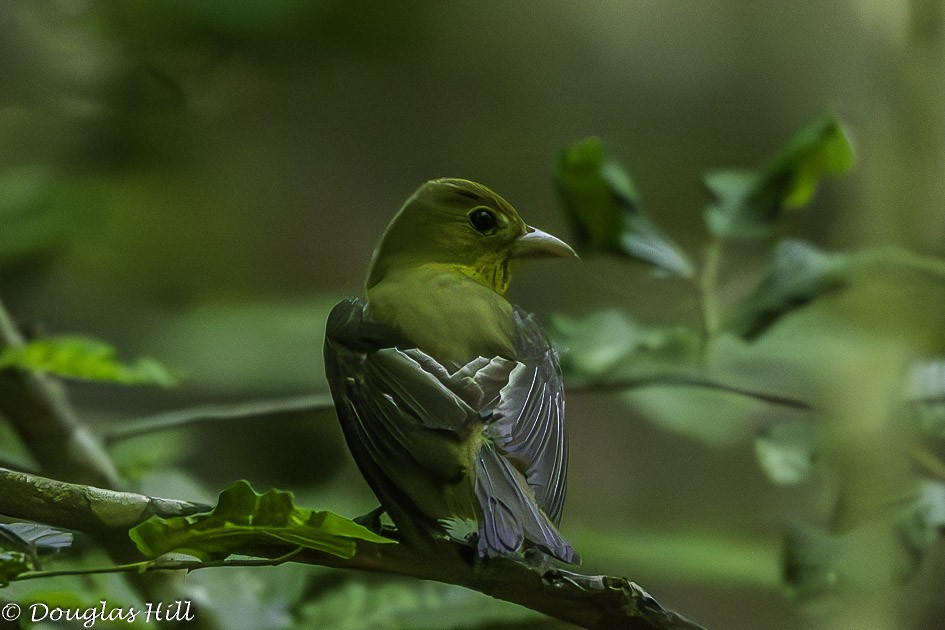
[556,137,694,277]
[0,336,177,387]
[705,114,854,239]
[129,480,395,562]
[729,240,851,340]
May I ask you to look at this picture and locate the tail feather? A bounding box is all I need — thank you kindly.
[474,442,578,564]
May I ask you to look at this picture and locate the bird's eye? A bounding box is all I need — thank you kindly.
[468,208,497,234]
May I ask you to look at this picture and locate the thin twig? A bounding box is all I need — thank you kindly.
[14,548,305,582]
[568,372,815,411]
[103,394,336,445]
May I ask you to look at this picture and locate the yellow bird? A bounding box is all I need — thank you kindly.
[324,178,579,563]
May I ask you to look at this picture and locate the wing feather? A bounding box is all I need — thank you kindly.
[487,309,569,525]
[325,297,576,563]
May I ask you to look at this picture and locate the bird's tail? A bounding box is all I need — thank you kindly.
[473,442,579,564]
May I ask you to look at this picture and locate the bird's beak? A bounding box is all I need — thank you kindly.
[511,226,578,259]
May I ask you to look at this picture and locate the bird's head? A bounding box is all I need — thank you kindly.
[366,178,576,296]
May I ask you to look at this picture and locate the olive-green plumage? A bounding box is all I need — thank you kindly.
[324,178,579,563]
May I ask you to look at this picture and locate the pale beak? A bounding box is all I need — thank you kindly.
[511,226,578,259]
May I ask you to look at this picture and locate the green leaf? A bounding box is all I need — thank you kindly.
[705,114,854,239]
[556,137,694,277]
[129,480,395,562]
[0,550,34,586]
[552,311,815,448]
[0,336,178,387]
[728,240,851,340]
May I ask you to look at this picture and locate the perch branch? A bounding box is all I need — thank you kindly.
[0,467,209,536]
[0,467,705,630]
[0,301,224,628]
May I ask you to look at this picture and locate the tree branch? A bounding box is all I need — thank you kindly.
[102,394,336,445]
[0,299,122,488]
[0,467,209,536]
[0,301,224,629]
[0,467,705,630]
[568,372,814,411]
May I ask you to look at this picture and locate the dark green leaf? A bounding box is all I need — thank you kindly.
[556,137,694,277]
[705,114,854,239]
[129,480,395,562]
[728,240,851,340]
[0,551,34,587]
[0,335,177,387]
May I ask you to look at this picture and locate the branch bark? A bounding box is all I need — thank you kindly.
[0,300,223,629]
[0,467,705,630]
[0,300,122,488]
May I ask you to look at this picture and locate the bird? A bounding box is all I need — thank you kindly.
[323,178,579,564]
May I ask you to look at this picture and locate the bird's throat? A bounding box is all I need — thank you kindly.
[468,258,511,296]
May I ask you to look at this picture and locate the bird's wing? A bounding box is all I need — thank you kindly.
[486,308,569,525]
[324,298,477,485]
[325,298,577,563]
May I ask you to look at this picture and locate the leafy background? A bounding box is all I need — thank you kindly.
[2,1,945,629]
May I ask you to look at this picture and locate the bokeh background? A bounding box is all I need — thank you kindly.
[2,1,944,629]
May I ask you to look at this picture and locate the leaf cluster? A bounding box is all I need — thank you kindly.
[553,113,945,600]
[130,480,394,562]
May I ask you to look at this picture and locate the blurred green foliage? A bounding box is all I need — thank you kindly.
[0,335,176,386]
[556,137,694,277]
[2,1,945,629]
[704,115,855,239]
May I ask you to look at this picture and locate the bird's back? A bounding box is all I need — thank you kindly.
[324,296,576,563]
[365,265,517,368]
